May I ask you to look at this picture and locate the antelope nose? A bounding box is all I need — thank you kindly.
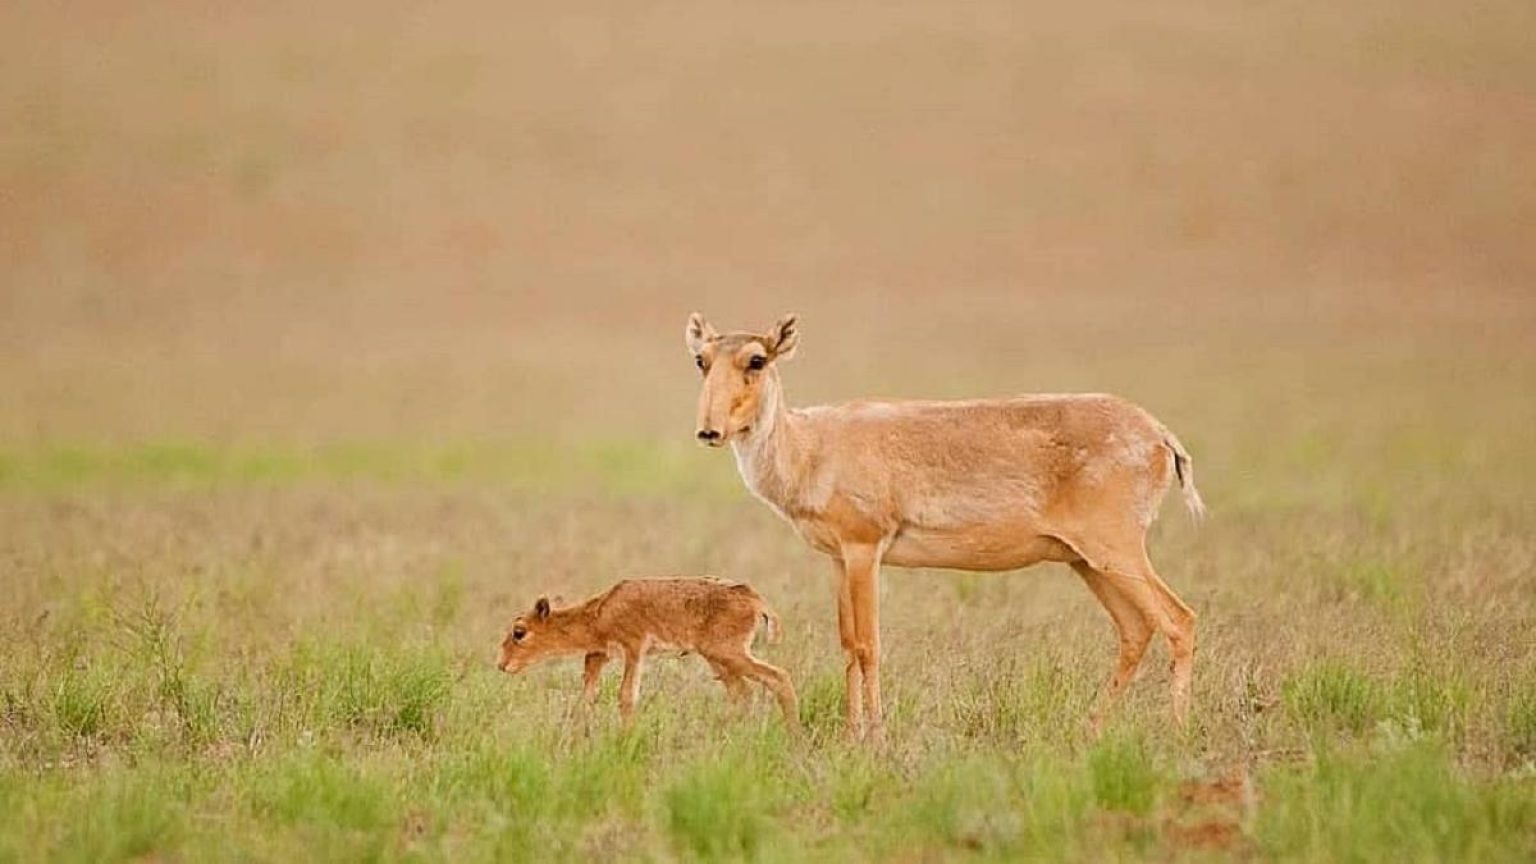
[697,429,722,443]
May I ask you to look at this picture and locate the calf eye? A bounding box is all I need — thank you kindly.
[747,355,766,371]
[512,627,527,642]
[694,355,706,372]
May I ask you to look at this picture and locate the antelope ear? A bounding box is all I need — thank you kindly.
[685,313,717,355]
[534,597,551,620]
[766,313,799,361]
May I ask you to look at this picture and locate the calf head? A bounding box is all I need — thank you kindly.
[497,596,579,673]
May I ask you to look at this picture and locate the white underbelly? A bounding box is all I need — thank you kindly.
[882,527,1077,571]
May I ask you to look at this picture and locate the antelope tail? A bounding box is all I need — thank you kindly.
[1164,432,1207,523]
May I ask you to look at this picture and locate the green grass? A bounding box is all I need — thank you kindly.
[664,744,778,860]
[1507,674,1536,761]
[0,440,736,497]
[1283,661,1386,735]
[1,561,1533,862]
[246,751,397,834]
[49,668,114,740]
[0,431,1531,862]
[1257,742,1536,862]
[1,466,1531,862]
[1087,733,1162,816]
[1282,657,1473,742]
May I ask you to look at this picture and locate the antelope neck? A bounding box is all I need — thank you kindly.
[730,374,804,513]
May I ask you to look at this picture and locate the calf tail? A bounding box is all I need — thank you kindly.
[759,606,782,644]
[1164,431,1207,523]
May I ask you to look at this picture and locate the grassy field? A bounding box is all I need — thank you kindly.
[4,2,1536,861]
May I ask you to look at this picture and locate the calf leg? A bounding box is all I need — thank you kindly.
[617,649,645,723]
[723,653,800,730]
[582,652,610,708]
[707,658,752,708]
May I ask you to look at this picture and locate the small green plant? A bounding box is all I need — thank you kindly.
[1013,753,1094,856]
[825,751,896,823]
[795,673,848,742]
[1283,660,1384,734]
[246,751,396,833]
[53,768,189,862]
[52,667,114,739]
[949,653,1088,748]
[665,749,770,861]
[1335,555,1406,607]
[388,657,453,736]
[115,596,226,748]
[1087,732,1161,815]
[436,740,552,814]
[555,727,657,819]
[1507,676,1536,759]
[903,756,1023,855]
[1388,661,1467,736]
[323,644,453,739]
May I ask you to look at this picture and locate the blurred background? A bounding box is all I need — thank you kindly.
[2,0,1533,474]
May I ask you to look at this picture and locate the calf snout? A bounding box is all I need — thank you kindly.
[696,428,723,445]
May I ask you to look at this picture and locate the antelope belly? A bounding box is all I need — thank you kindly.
[882,526,1076,571]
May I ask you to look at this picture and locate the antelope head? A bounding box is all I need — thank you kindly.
[685,313,798,447]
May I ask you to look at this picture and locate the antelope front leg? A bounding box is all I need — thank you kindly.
[842,543,885,741]
[833,556,864,739]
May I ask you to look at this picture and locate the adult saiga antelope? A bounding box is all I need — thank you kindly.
[686,313,1205,739]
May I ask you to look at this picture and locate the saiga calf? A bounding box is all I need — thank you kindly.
[498,577,799,727]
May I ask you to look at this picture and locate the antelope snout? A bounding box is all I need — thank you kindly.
[696,428,724,446]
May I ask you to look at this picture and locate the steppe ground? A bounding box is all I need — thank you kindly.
[3,2,1535,861]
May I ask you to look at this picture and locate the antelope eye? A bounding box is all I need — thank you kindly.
[747,355,766,371]
[512,627,527,642]
[694,355,706,371]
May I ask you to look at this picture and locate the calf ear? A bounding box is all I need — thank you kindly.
[766,313,798,361]
[685,313,717,355]
[534,597,551,620]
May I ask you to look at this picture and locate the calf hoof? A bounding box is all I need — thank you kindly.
[844,720,865,744]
